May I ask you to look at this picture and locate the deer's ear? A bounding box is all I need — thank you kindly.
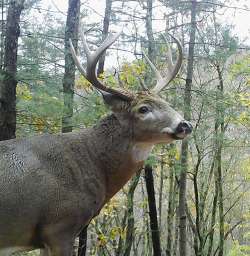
[102,92,130,112]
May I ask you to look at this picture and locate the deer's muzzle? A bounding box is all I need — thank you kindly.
[173,120,193,139]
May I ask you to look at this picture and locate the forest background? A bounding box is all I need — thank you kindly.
[0,0,249,255]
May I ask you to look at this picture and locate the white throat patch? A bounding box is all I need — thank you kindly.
[132,143,154,162]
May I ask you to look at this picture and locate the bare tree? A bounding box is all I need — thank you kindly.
[0,0,25,141]
[62,0,80,133]
[143,1,161,254]
[144,165,162,256]
[214,62,225,256]
[97,0,113,76]
[123,172,141,256]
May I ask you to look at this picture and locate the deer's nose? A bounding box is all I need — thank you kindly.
[176,121,193,135]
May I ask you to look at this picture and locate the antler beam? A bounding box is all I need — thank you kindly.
[69,32,133,101]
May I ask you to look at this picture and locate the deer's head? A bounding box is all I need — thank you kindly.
[70,32,192,145]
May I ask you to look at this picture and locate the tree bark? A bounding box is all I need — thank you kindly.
[179,1,197,255]
[158,147,165,231]
[62,1,82,255]
[78,227,88,256]
[214,64,225,256]
[144,165,161,256]
[206,175,218,256]
[206,64,225,256]
[143,4,161,252]
[166,147,175,256]
[62,0,80,133]
[115,209,128,256]
[123,172,141,256]
[145,0,154,61]
[173,205,179,256]
[97,0,113,76]
[0,0,25,141]
[144,0,155,87]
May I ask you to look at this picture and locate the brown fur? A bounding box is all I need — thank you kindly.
[0,92,189,255]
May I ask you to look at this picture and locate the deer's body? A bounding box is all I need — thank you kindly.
[0,114,146,252]
[0,31,192,255]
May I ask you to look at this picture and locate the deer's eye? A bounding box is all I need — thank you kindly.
[138,106,149,114]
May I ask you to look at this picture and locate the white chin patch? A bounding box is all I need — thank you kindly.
[161,127,187,140]
[161,127,174,134]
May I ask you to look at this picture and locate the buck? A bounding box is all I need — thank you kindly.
[0,31,192,256]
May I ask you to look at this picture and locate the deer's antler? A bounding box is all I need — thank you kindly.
[69,32,133,101]
[143,34,183,94]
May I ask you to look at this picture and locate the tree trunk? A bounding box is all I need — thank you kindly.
[206,64,225,256]
[97,0,113,76]
[178,141,188,256]
[115,209,128,256]
[62,0,82,255]
[214,64,225,256]
[78,227,88,256]
[179,1,197,255]
[158,147,165,231]
[0,0,25,141]
[62,0,80,133]
[144,0,155,86]
[123,172,141,256]
[166,146,175,256]
[145,0,154,61]
[144,165,161,256]
[173,205,179,256]
[206,173,218,256]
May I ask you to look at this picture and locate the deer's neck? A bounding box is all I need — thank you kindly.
[132,143,154,162]
[90,114,153,200]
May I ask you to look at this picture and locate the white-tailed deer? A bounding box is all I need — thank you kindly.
[0,31,192,256]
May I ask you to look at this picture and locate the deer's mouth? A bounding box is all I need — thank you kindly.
[161,121,193,140]
[161,127,183,140]
[171,133,187,140]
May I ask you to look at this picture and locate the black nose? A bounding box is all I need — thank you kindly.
[176,121,193,134]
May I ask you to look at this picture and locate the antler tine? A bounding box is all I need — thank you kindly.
[151,34,183,94]
[142,51,163,83]
[70,31,133,101]
[80,32,91,58]
[162,35,174,71]
[69,39,86,76]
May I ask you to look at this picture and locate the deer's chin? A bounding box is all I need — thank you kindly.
[171,133,187,140]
